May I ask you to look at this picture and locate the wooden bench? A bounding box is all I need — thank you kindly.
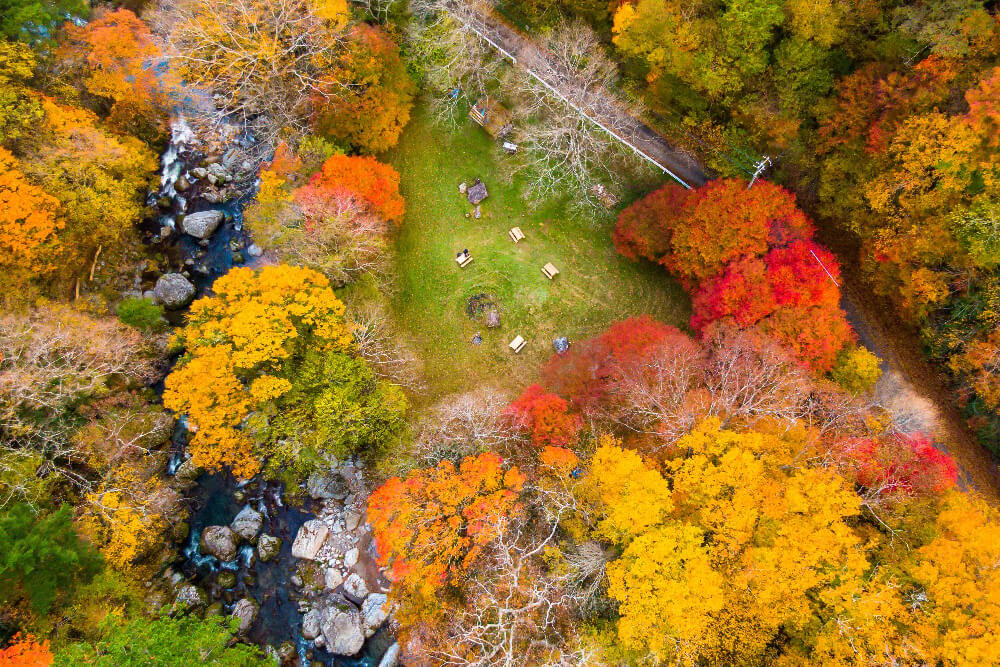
[541,262,559,280]
[508,227,525,243]
[509,335,526,353]
[456,253,474,268]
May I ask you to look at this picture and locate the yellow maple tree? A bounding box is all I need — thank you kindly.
[163,265,353,478]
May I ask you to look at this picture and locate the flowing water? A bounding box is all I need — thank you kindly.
[152,120,392,665]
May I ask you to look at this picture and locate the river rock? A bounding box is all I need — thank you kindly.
[174,457,202,485]
[361,593,388,637]
[344,547,359,569]
[277,642,296,662]
[324,568,343,590]
[302,609,322,640]
[344,511,361,531]
[378,643,400,667]
[174,584,206,610]
[307,471,349,500]
[231,597,259,634]
[320,599,364,656]
[191,167,208,180]
[258,534,281,562]
[217,571,237,589]
[153,273,195,310]
[247,243,263,258]
[292,520,329,560]
[343,573,368,604]
[175,175,190,192]
[200,525,239,562]
[181,210,224,239]
[231,506,263,541]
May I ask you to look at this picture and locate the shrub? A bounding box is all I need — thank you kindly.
[831,345,882,394]
[116,297,164,331]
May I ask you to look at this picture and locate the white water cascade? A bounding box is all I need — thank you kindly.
[158,115,197,216]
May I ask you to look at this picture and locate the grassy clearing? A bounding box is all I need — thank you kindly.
[379,102,689,404]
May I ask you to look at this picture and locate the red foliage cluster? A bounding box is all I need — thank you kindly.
[837,433,959,498]
[615,177,854,373]
[690,241,853,372]
[504,384,582,447]
[542,316,691,410]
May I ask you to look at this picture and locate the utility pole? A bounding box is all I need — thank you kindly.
[747,155,772,189]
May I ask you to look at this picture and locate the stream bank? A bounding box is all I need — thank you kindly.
[142,118,398,666]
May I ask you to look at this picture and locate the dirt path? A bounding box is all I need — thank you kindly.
[443,1,1000,503]
[443,0,710,188]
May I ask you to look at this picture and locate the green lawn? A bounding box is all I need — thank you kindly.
[381,102,689,403]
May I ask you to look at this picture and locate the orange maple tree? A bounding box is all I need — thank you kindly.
[59,8,177,133]
[615,179,814,284]
[305,154,405,222]
[367,452,525,611]
[0,147,63,280]
[0,634,52,667]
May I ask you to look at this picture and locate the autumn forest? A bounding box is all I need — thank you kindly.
[1,0,999,665]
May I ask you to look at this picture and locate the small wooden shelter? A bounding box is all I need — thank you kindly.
[470,96,513,138]
[467,178,488,205]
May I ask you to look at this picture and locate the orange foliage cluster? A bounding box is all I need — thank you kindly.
[60,8,177,121]
[313,24,416,153]
[367,453,525,600]
[0,635,52,667]
[0,148,63,277]
[305,154,405,222]
[504,384,582,447]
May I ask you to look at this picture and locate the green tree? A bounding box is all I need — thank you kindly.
[0,0,88,42]
[0,503,103,616]
[56,613,269,666]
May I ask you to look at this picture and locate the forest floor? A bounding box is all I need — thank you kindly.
[379,103,689,405]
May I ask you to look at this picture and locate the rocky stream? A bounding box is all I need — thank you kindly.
[142,118,398,667]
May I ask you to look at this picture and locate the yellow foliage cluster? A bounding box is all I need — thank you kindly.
[163,265,353,478]
[586,419,1000,666]
[592,420,868,664]
[81,469,168,572]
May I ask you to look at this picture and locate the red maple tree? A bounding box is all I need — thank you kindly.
[504,384,582,447]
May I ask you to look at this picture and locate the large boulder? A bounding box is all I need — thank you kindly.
[231,597,259,634]
[173,584,206,611]
[153,273,196,310]
[230,506,263,541]
[343,573,368,604]
[307,471,349,500]
[200,525,239,562]
[361,593,388,637]
[291,520,329,560]
[258,534,281,562]
[378,643,400,667]
[181,210,224,239]
[320,599,364,656]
